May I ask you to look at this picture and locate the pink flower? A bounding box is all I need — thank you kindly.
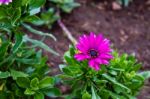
[0,0,12,5]
[74,33,113,71]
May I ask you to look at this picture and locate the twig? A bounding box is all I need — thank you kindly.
[57,19,77,45]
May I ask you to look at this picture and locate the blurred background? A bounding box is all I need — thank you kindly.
[0,0,149,98]
[43,0,150,70]
[37,0,150,98]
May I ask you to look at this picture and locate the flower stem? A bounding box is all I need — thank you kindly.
[57,19,77,45]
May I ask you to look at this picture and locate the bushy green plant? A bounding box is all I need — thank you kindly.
[30,8,60,29]
[0,0,45,29]
[24,0,80,29]
[0,36,61,99]
[59,45,150,99]
[0,0,61,98]
[0,0,58,54]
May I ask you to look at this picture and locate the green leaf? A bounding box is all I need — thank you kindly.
[102,74,131,93]
[30,78,39,90]
[62,67,72,75]
[0,8,7,19]
[82,91,91,99]
[91,86,101,99]
[29,8,41,15]
[23,35,59,56]
[10,69,28,80]
[0,41,10,60]
[15,58,38,64]
[61,3,80,13]
[50,0,80,13]
[16,77,30,88]
[23,15,41,24]
[113,84,123,94]
[99,89,110,99]
[39,8,60,29]
[44,88,61,97]
[12,0,29,7]
[39,77,54,89]
[29,0,46,9]
[22,23,56,41]
[130,78,143,89]
[12,32,23,53]
[59,64,66,71]
[24,88,35,95]
[69,45,75,56]
[15,88,24,97]
[109,67,125,72]
[0,20,12,31]
[34,92,44,99]
[64,51,74,64]
[0,54,15,67]
[21,0,30,5]
[107,90,125,99]
[139,71,150,80]
[0,71,10,78]
[132,63,141,72]
[11,8,21,26]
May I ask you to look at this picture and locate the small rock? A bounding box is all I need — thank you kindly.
[120,30,125,35]
[97,3,105,10]
[112,2,122,10]
[146,0,150,5]
[96,21,101,25]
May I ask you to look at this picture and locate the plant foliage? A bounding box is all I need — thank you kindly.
[49,0,80,13]
[0,0,63,98]
[59,46,150,99]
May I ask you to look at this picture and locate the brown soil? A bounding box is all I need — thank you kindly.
[40,0,150,98]
[47,0,150,69]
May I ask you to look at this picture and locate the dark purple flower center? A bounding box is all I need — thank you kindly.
[89,49,98,58]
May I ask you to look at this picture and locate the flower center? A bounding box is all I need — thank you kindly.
[89,49,98,58]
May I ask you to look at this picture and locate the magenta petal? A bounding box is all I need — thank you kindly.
[0,0,12,4]
[76,35,90,52]
[99,54,113,59]
[94,64,100,71]
[74,53,89,61]
[96,34,103,43]
[88,59,100,70]
[101,60,109,65]
[88,33,95,48]
[95,58,102,64]
[76,44,88,53]
[74,33,113,71]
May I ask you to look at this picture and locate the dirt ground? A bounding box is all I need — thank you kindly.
[40,0,150,98]
[46,0,150,69]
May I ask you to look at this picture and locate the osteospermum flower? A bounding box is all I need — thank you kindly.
[74,33,113,71]
[0,0,12,5]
